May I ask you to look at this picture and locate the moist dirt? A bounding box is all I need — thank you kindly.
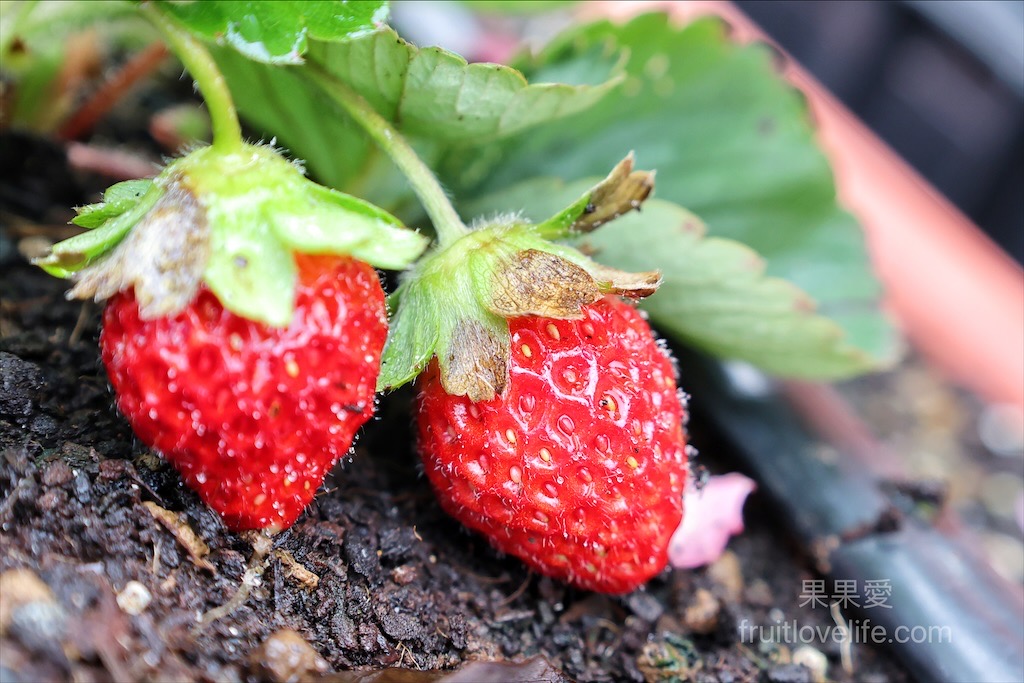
[1,252,910,682]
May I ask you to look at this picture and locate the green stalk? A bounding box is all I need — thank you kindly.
[305,64,469,245]
[140,3,242,154]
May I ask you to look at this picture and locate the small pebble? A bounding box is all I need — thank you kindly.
[626,591,664,622]
[744,578,774,607]
[73,471,92,503]
[391,565,418,585]
[707,550,744,603]
[250,629,329,683]
[792,645,828,683]
[979,472,1024,522]
[683,588,720,634]
[978,404,1024,457]
[9,601,67,654]
[0,569,56,635]
[0,569,66,653]
[117,581,152,616]
[41,461,74,487]
[767,663,813,683]
[982,532,1024,583]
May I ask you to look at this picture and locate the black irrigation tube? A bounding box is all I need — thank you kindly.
[678,350,1024,683]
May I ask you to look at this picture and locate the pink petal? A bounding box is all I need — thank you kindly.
[669,473,757,569]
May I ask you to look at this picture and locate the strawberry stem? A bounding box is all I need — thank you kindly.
[140,3,242,155]
[305,64,469,246]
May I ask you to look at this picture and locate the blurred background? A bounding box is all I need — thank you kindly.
[389,0,1024,585]
[736,0,1024,265]
[394,0,1024,265]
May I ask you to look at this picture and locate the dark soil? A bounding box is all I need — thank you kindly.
[0,245,913,682]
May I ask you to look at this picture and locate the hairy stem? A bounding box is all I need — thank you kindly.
[305,63,468,245]
[141,4,242,154]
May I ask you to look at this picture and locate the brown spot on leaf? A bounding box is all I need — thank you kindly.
[758,116,777,136]
[488,250,600,318]
[69,176,209,319]
[443,319,510,403]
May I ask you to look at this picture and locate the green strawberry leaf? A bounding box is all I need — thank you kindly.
[73,179,155,228]
[211,24,621,194]
[466,177,887,380]
[152,0,387,64]
[443,13,899,369]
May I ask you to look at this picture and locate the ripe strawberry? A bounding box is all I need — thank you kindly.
[415,296,688,593]
[379,155,684,592]
[102,254,386,531]
[36,143,427,531]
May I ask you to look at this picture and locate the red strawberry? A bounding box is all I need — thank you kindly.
[379,156,682,591]
[415,296,689,593]
[36,143,427,531]
[102,254,385,531]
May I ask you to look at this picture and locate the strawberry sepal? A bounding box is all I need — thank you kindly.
[35,182,165,278]
[72,179,157,229]
[379,156,661,401]
[35,143,429,327]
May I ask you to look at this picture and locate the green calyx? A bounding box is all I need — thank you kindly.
[378,155,661,401]
[35,143,428,327]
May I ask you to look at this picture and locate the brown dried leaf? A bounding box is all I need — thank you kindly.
[587,262,662,299]
[143,501,216,573]
[572,153,654,233]
[273,549,320,590]
[444,318,509,402]
[69,178,209,318]
[489,250,601,318]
